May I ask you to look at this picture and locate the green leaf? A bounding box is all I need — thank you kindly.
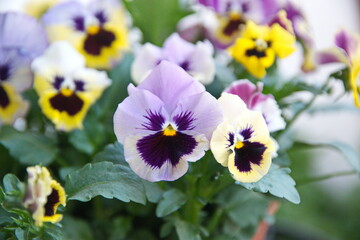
[93,142,125,165]
[0,126,58,166]
[330,67,350,91]
[65,161,146,204]
[294,141,360,174]
[3,174,23,194]
[68,130,95,155]
[15,228,27,240]
[63,216,94,240]
[174,219,201,240]
[238,164,300,204]
[123,0,190,45]
[216,187,268,228]
[0,186,5,202]
[142,180,164,203]
[156,189,187,217]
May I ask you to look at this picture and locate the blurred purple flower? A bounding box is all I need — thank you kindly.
[178,0,279,49]
[0,12,48,124]
[114,61,222,182]
[225,80,285,132]
[131,33,215,85]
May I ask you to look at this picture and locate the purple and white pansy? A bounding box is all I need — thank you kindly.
[131,33,215,85]
[114,61,222,182]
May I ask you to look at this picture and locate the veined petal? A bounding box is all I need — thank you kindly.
[124,133,208,182]
[114,86,168,143]
[137,61,205,113]
[171,91,223,139]
[210,93,275,183]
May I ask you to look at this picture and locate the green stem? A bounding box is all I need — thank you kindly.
[277,77,331,138]
[297,170,356,186]
[206,207,224,235]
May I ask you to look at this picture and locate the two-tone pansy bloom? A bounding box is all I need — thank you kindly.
[42,0,128,69]
[32,41,111,131]
[228,21,296,78]
[0,12,48,125]
[131,33,215,85]
[211,93,275,183]
[178,0,279,49]
[23,166,66,226]
[114,61,222,182]
[225,79,285,132]
[317,29,360,107]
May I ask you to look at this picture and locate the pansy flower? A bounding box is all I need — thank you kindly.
[228,21,296,78]
[225,79,285,132]
[32,41,111,131]
[211,93,275,183]
[0,12,48,125]
[178,0,279,49]
[42,0,128,69]
[114,61,222,182]
[23,166,66,226]
[266,2,315,72]
[132,33,215,85]
[317,29,360,107]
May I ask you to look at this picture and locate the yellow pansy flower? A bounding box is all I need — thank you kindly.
[228,21,296,79]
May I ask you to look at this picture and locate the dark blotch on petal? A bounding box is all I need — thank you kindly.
[44,187,60,217]
[240,127,253,140]
[74,80,85,91]
[83,28,115,56]
[179,61,190,71]
[227,132,234,148]
[173,111,195,131]
[142,110,165,131]
[234,141,266,172]
[245,48,266,58]
[137,131,198,168]
[223,18,244,36]
[95,10,107,25]
[0,64,10,81]
[0,85,10,108]
[53,76,64,90]
[73,16,85,32]
[49,92,84,116]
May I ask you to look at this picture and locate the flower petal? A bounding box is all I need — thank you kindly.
[137,61,205,113]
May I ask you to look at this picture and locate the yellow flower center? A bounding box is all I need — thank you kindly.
[87,25,100,35]
[235,141,244,149]
[163,124,177,136]
[255,39,268,51]
[60,88,73,97]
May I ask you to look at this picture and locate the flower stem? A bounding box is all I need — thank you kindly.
[206,207,224,235]
[277,77,331,138]
[297,170,357,186]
